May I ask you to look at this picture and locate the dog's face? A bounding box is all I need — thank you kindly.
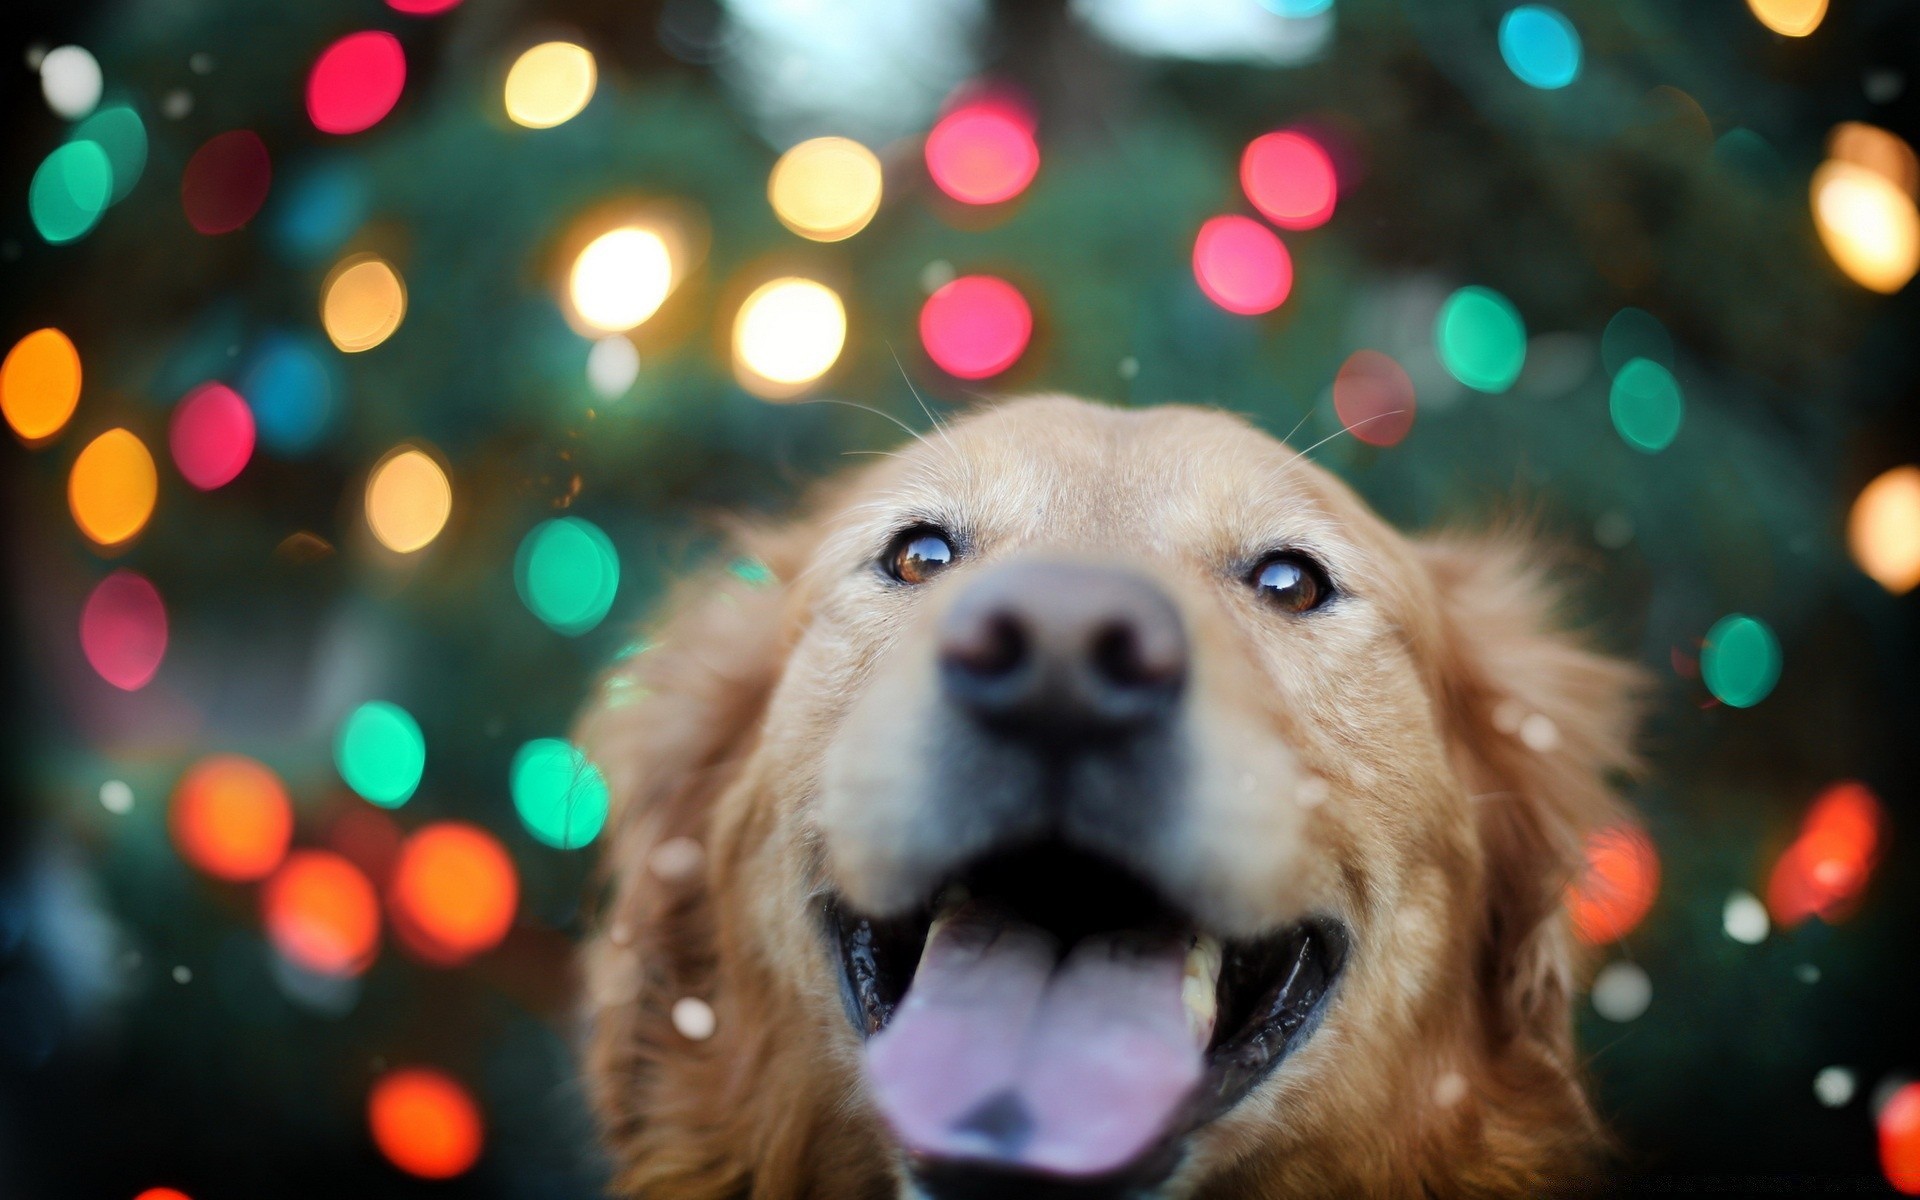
[583,397,1639,1199]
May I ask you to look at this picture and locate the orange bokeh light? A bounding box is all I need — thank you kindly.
[388,822,517,965]
[1767,781,1884,929]
[170,755,294,882]
[263,850,381,976]
[2,327,82,443]
[369,1067,484,1179]
[1566,825,1660,945]
[1881,1082,1920,1194]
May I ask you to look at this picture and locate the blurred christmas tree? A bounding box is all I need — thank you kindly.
[3,0,1920,1194]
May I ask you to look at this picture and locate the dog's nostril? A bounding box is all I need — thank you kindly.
[944,610,1028,680]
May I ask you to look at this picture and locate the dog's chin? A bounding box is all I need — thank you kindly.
[823,840,1349,1200]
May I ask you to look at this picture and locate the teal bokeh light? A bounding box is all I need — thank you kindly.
[1434,286,1526,393]
[1609,358,1684,453]
[511,738,609,850]
[1499,6,1582,90]
[515,517,620,636]
[30,141,112,244]
[334,701,426,808]
[1702,615,1781,709]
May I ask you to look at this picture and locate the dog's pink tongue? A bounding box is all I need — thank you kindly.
[864,905,1201,1178]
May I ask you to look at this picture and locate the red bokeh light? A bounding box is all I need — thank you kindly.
[1767,781,1884,929]
[388,822,518,965]
[171,755,294,882]
[134,1190,193,1200]
[1882,1083,1920,1194]
[80,569,167,691]
[1240,131,1338,231]
[925,98,1039,206]
[919,275,1033,380]
[1332,350,1416,447]
[263,850,381,976]
[169,382,255,490]
[181,130,271,235]
[387,0,463,12]
[1566,824,1660,945]
[1192,215,1293,315]
[328,805,405,887]
[307,31,407,136]
[369,1067,484,1179]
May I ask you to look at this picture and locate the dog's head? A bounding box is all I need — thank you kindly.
[582,396,1641,1199]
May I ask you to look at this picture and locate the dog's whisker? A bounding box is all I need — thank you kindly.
[1276,409,1409,478]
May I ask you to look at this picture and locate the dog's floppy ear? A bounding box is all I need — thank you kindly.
[1417,533,1644,1118]
[574,518,824,1200]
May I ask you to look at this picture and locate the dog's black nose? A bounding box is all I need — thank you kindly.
[939,560,1186,740]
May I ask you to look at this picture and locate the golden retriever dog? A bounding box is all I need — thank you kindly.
[578,395,1641,1199]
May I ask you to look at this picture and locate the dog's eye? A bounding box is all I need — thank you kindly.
[883,527,956,585]
[1250,552,1332,613]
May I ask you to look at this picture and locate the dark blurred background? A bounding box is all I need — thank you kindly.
[4,0,1920,1194]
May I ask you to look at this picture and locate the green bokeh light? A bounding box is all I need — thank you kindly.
[1434,286,1525,393]
[71,106,147,204]
[1609,358,1684,453]
[514,517,619,635]
[334,701,426,807]
[30,141,112,245]
[511,737,609,850]
[1702,614,1780,709]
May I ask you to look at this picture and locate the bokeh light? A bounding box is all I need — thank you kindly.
[263,850,381,976]
[388,823,517,965]
[1722,890,1770,943]
[39,45,102,119]
[1811,160,1920,294]
[586,335,640,399]
[369,1068,483,1179]
[1193,215,1293,315]
[1567,824,1660,945]
[242,334,337,454]
[335,701,426,807]
[1768,781,1884,928]
[1828,122,1918,198]
[511,738,609,850]
[1701,613,1780,708]
[170,755,294,883]
[1240,131,1337,230]
[732,278,847,397]
[181,130,272,235]
[919,274,1033,379]
[1849,465,1920,594]
[1879,1081,1920,1194]
[169,383,255,490]
[1332,350,1416,447]
[364,445,452,554]
[273,161,372,262]
[321,253,407,352]
[1590,959,1652,1022]
[1600,307,1673,375]
[514,517,620,635]
[569,228,673,333]
[72,105,147,204]
[30,141,111,244]
[769,136,884,241]
[1498,6,1582,90]
[134,1190,192,1200]
[1608,358,1683,453]
[388,0,463,12]
[1746,0,1827,38]
[1434,285,1525,392]
[307,32,406,136]
[2,328,82,443]
[925,98,1040,205]
[69,428,157,547]
[504,42,596,129]
[80,570,167,691]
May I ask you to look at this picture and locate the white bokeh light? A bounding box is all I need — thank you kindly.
[1722,890,1770,944]
[1591,960,1651,1022]
[41,45,103,120]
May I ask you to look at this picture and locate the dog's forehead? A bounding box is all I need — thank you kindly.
[866,397,1373,556]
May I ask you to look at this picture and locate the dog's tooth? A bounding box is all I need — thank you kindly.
[1183,935,1223,1046]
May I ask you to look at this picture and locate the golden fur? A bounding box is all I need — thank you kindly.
[579,396,1642,1198]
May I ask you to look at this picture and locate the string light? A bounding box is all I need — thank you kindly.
[307,32,407,136]
[769,137,884,241]
[1701,613,1780,708]
[514,518,620,634]
[1193,215,1293,315]
[925,97,1039,205]
[1849,466,1920,594]
[170,755,294,882]
[1746,0,1827,38]
[80,570,168,690]
[263,850,381,976]
[919,275,1033,379]
[510,738,609,849]
[2,328,81,443]
[1567,825,1659,945]
[388,823,517,965]
[732,278,847,398]
[1240,131,1337,230]
[69,428,157,546]
[335,701,427,808]
[1767,781,1883,928]
[568,228,673,333]
[1811,159,1920,294]
[504,42,596,129]
[369,1068,484,1179]
[321,253,406,352]
[364,445,452,554]
[169,383,255,490]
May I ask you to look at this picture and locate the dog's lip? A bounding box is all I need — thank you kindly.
[821,845,1348,1187]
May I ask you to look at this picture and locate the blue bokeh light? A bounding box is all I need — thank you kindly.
[242,333,339,455]
[1499,5,1581,90]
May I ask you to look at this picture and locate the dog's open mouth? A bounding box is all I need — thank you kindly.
[825,841,1348,1191]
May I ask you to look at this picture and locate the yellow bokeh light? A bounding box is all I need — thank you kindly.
[323,254,407,353]
[69,427,157,546]
[1850,465,1920,595]
[1745,0,1826,37]
[768,137,884,242]
[1812,160,1920,294]
[504,42,596,130]
[2,327,81,443]
[569,227,673,333]
[365,446,452,554]
[732,278,846,399]
[1827,122,1919,199]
